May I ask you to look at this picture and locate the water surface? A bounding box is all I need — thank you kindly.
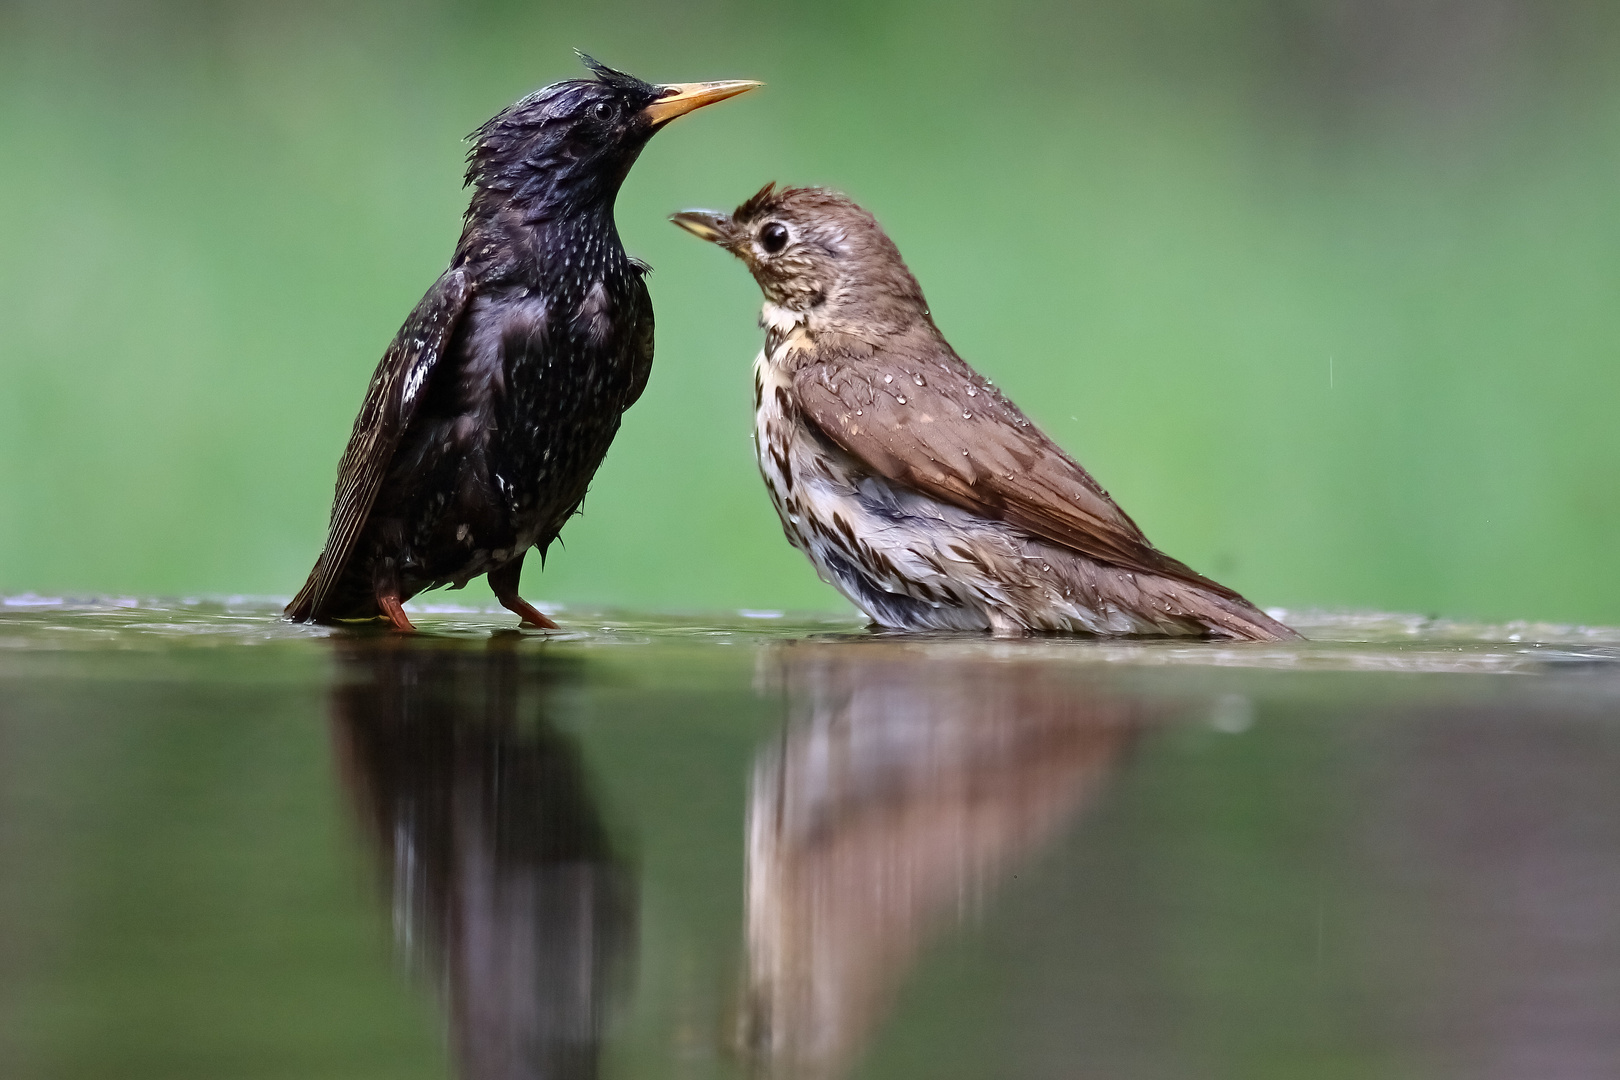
[3,599,1618,1079]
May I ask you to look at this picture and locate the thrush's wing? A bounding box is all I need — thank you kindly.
[791,337,1243,599]
[287,268,475,621]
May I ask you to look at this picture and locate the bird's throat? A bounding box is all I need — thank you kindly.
[760,302,815,363]
[761,301,804,335]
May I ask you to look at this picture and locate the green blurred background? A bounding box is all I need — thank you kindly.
[1,0,1617,623]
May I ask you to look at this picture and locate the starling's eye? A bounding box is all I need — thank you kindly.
[590,101,615,122]
[760,222,789,254]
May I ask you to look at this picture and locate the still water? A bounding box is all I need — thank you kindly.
[2,598,1618,1079]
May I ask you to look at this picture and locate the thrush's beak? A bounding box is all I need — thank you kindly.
[669,210,732,245]
[642,80,761,126]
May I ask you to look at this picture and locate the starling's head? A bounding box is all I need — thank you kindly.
[467,54,757,221]
[672,184,930,337]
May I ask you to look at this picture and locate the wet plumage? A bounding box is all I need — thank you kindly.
[287,57,756,631]
[673,185,1299,640]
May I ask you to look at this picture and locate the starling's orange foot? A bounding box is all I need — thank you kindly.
[487,552,558,629]
[498,595,559,630]
[378,594,416,632]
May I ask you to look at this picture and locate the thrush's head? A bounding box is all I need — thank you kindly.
[466,54,757,222]
[672,185,932,338]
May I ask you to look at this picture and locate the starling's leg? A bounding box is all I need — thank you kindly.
[373,557,416,632]
[488,553,559,629]
[377,593,416,632]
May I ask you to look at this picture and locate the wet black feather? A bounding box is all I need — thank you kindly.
[290,57,670,624]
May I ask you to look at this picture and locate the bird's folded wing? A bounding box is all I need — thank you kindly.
[791,345,1240,598]
[623,275,656,408]
[288,268,475,620]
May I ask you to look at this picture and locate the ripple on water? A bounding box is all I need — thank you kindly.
[0,596,1617,675]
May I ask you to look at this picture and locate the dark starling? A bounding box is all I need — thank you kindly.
[672,186,1300,640]
[287,56,758,631]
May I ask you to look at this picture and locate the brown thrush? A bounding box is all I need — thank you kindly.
[673,185,1299,640]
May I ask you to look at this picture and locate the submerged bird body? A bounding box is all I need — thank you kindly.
[674,186,1298,640]
[288,59,756,630]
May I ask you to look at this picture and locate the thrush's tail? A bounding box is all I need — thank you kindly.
[1200,592,1301,641]
[1055,552,1299,640]
[1156,578,1302,641]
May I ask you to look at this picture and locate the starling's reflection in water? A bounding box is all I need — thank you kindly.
[330,641,634,1080]
[742,642,1143,1079]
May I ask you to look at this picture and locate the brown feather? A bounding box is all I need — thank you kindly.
[790,330,1248,603]
[677,183,1299,640]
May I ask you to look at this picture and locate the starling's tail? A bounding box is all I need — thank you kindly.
[285,577,318,622]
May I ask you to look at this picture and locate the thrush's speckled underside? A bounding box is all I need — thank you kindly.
[673,185,1298,640]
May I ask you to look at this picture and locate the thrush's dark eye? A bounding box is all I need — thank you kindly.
[590,101,615,122]
[760,222,789,254]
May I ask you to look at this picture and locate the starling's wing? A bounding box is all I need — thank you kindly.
[791,338,1243,599]
[622,273,656,407]
[287,268,475,621]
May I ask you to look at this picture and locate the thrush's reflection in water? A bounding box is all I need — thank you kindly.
[329,641,634,1080]
[743,642,1142,1079]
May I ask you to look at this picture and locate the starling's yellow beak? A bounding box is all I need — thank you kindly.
[642,80,761,126]
[669,210,732,244]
